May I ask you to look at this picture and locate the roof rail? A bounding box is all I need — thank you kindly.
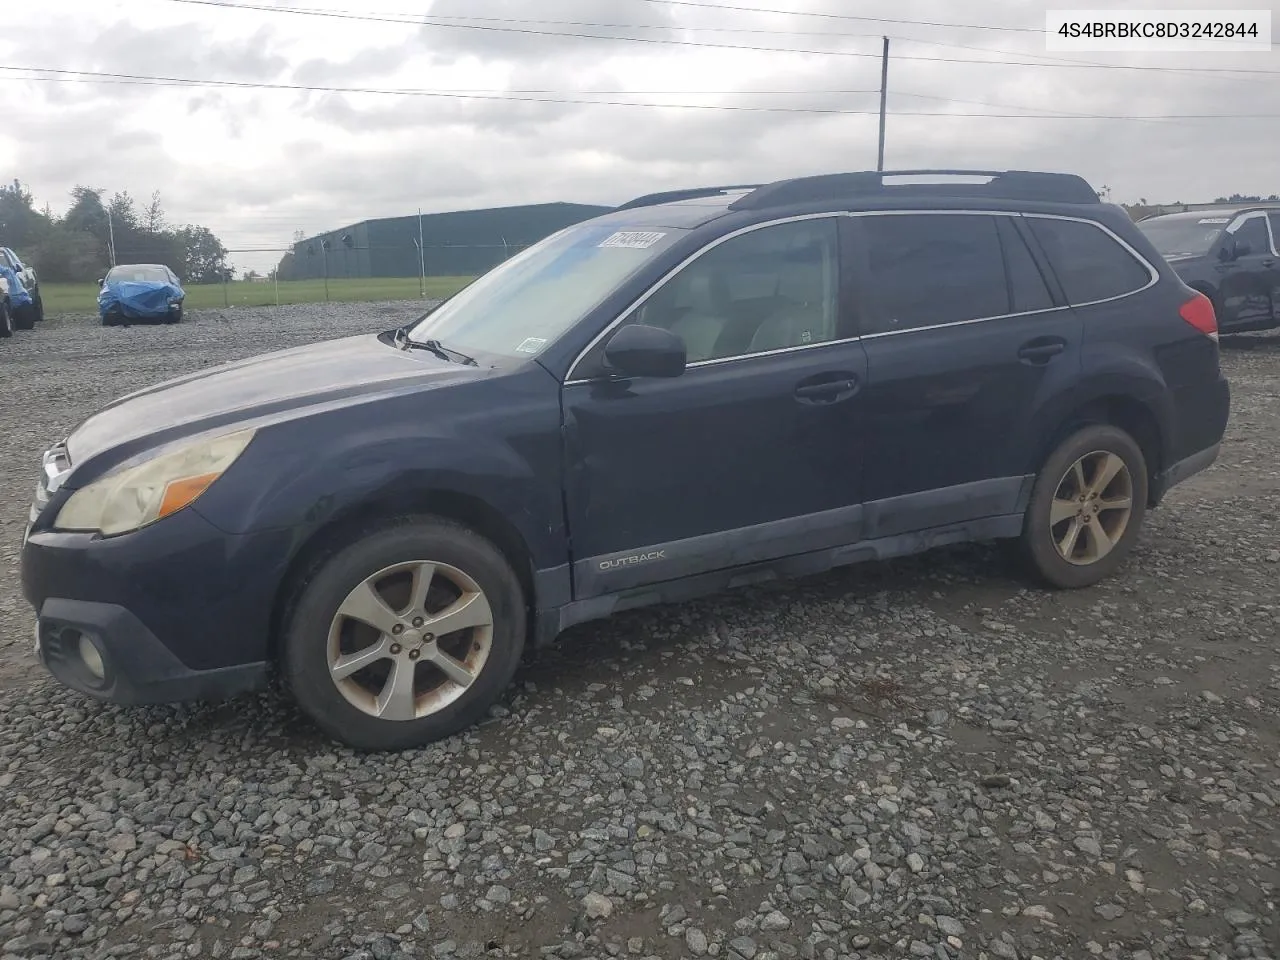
[727,169,1101,211]
[616,184,765,211]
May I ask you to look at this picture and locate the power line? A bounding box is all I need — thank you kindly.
[165,0,1044,35]
[9,66,1280,120]
[157,0,1280,77]
[6,67,1280,121]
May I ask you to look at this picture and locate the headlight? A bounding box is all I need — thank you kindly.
[54,429,256,535]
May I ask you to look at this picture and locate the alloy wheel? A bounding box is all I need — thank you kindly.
[1049,450,1135,565]
[326,560,494,721]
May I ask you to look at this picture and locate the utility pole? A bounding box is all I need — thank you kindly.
[418,209,426,297]
[107,208,118,267]
[877,36,889,172]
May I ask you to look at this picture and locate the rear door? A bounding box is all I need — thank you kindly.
[849,211,1083,537]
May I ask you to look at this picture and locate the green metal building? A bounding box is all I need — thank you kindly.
[281,201,613,281]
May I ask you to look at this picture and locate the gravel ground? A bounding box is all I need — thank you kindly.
[1,305,1278,960]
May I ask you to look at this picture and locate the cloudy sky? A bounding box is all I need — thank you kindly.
[3,0,1277,273]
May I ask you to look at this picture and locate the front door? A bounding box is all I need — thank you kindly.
[1216,212,1275,332]
[561,216,870,599]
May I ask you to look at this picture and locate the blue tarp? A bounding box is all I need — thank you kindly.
[0,264,33,309]
[99,279,184,319]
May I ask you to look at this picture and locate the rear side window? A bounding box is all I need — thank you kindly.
[1026,217,1152,306]
[996,218,1054,313]
[858,214,1008,334]
[1268,213,1280,254]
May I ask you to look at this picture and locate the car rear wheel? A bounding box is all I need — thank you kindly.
[13,304,35,330]
[281,517,526,751]
[0,302,12,338]
[33,295,44,322]
[1015,424,1148,589]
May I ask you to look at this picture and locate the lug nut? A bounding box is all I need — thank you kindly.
[423,633,434,642]
[390,643,402,655]
[392,624,404,635]
[409,649,420,660]
[412,617,425,628]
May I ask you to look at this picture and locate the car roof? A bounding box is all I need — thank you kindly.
[615,169,1104,222]
[1143,205,1280,222]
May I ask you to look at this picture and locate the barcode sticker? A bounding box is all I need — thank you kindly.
[598,231,667,249]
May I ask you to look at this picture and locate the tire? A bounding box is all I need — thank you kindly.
[33,295,44,322]
[164,304,183,324]
[1014,424,1148,590]
[13,303,36,330]
[0,302,11,338]
[281,516,527,751]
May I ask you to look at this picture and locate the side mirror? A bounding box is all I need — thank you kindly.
[602,323,686,379]
[96,277,105,286]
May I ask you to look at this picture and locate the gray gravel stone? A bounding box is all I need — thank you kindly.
[1,307,1278,960]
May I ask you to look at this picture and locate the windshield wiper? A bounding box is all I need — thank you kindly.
[394,328,478,366]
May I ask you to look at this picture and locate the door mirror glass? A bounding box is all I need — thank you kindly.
[602,323,687,378]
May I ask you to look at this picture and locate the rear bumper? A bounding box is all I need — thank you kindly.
[35,598,267,705]
[1152,441,1220,503]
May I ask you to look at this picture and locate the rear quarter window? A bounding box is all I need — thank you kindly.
[1026,217,1153,306]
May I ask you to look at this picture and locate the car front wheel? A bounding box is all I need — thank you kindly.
[1016,424,1148,589]
[0,301,12,338]
[281,517,527,751]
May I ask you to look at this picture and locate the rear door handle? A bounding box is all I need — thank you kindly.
[794,376,859,404]
[1017,337,1067,365]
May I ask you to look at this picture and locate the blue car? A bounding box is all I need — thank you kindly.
[98,263,185,326]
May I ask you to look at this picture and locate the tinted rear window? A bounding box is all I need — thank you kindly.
[1026,217,1152,306]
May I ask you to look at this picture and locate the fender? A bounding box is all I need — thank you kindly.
[1018,353,1172,477]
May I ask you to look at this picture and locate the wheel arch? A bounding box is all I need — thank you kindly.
[1030,393,1166,507]
[267,487,538,665]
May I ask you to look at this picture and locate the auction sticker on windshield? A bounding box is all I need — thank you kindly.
[598,231,667,249]
[1199,218,1231,224]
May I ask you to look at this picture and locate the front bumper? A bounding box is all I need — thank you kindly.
[35,599,267,705]
[22,504,293,704]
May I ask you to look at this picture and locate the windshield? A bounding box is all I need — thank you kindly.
[108,265,172,283]
[1137,216,1228,257]
[406,221,685,359]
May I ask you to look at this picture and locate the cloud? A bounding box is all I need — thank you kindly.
[1,0,1276,273]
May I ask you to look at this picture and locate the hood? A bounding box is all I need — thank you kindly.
[66,333,478,467]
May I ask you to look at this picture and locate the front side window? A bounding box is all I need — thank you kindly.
[1229,215,1270,256]
[407,221,685,360]
[1026,217,1152,306]
[859,214,1008,334]
[632,217,841,363]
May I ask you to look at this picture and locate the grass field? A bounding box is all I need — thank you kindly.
[39,276,476,316]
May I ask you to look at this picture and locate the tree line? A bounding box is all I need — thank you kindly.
[0,179,231,284]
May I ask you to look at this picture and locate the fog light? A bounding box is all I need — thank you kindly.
[78,635,106,680]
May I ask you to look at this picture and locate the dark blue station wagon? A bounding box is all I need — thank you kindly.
[22,170,1231,750]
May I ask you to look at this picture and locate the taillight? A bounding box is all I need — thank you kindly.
[1179,291,1218,341]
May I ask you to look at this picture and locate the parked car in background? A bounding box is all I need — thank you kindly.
[0,246,43,325]
[98,264,186,326]
[1136,205,1280,334]
[0,260,33,333]
[23,169,1230,752]
[0,271,12,338]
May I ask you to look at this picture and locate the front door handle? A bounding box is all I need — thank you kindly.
[794,376,859,404]
[1263,259,1276,268]
[1017,337,1067,365]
